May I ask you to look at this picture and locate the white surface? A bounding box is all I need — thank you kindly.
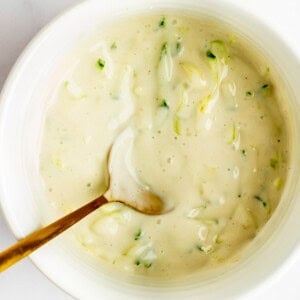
[0,0,300,299]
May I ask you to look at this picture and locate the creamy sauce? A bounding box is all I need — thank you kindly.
[40,14,289,279]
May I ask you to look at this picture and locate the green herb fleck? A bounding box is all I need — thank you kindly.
[134,228,142,241]
[159,17,166,28]
[110,42,117,49]
[238,194,241,198]
[196,245,204,252]
[86,182,91,187]
[144,262,152,268]
[246,91,252,96]
[261,83,272,96]
[206,40,228,62]
[270,158,278,169]
[241,149,246,156]
[206,50,216,59]
[176,42,182,54]
[254,195,267,207]
[97,58,105,70]
[159,99,169,108]
[134,259,141,266]
[161,42,168,55]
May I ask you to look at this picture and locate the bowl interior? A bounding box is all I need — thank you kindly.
[1,0,300,299]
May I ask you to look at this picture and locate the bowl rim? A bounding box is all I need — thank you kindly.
[1,0,300,299]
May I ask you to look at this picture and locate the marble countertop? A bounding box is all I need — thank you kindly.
[0,1,300,299]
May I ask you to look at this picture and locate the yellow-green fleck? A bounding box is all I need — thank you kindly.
[159,99,169,108]
[270,158,278,169]
[159,17,166,28]
[173,117,181,135]
[199,94,211,113]
[110,42,117,49]
[176,42,182,54]
[230,124,239,144]
[273,177,283,190]
[241,149,246,156]
[97,58,105,70]
[246,91,252,96]
[134,228,142,240]
[216,236,223,244]
[144,262,152,268]
[160,42,168,58]
[86,182,91,187]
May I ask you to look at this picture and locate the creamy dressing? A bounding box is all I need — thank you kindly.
[40,14,289,279]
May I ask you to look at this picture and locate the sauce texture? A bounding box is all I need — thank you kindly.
[40,14,289,279]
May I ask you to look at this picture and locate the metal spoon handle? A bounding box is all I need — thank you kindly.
[0,195,108,272]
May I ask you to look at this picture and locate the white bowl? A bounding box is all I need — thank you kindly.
[1,0,300,299]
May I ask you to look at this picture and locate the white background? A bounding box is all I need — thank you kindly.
[0,0,299,299]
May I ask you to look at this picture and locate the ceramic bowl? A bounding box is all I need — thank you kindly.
[1,0,300,299]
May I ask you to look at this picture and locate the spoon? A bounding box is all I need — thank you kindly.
[0,128,164,272]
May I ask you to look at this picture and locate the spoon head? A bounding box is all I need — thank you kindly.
[104,127,166,215]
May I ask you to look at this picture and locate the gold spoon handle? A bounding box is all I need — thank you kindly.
[0,195,108,272]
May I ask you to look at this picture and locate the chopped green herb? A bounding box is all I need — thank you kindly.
[206,50,216,59]
[207,40,228,62]
[238,194,241,198]
[246,91,252,96]
[176,42,182,54]
[161,42,168,56]
[97,58,105,70]
[270,158,278,169]
[86,182,91,187]
[254,195,267,207]
[134,259,153,268]
[260,83,272,96]
[110,42,117,49]
[159,99,169,108]
[196,245,204,252]
[144,262,152,268]
[134,259,141,266]
[241,149,246,156]
[159,17,166,28]
[196,245,212,253]
[134,228,142,241]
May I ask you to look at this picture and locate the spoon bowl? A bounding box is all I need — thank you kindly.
[105,127,165,215]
